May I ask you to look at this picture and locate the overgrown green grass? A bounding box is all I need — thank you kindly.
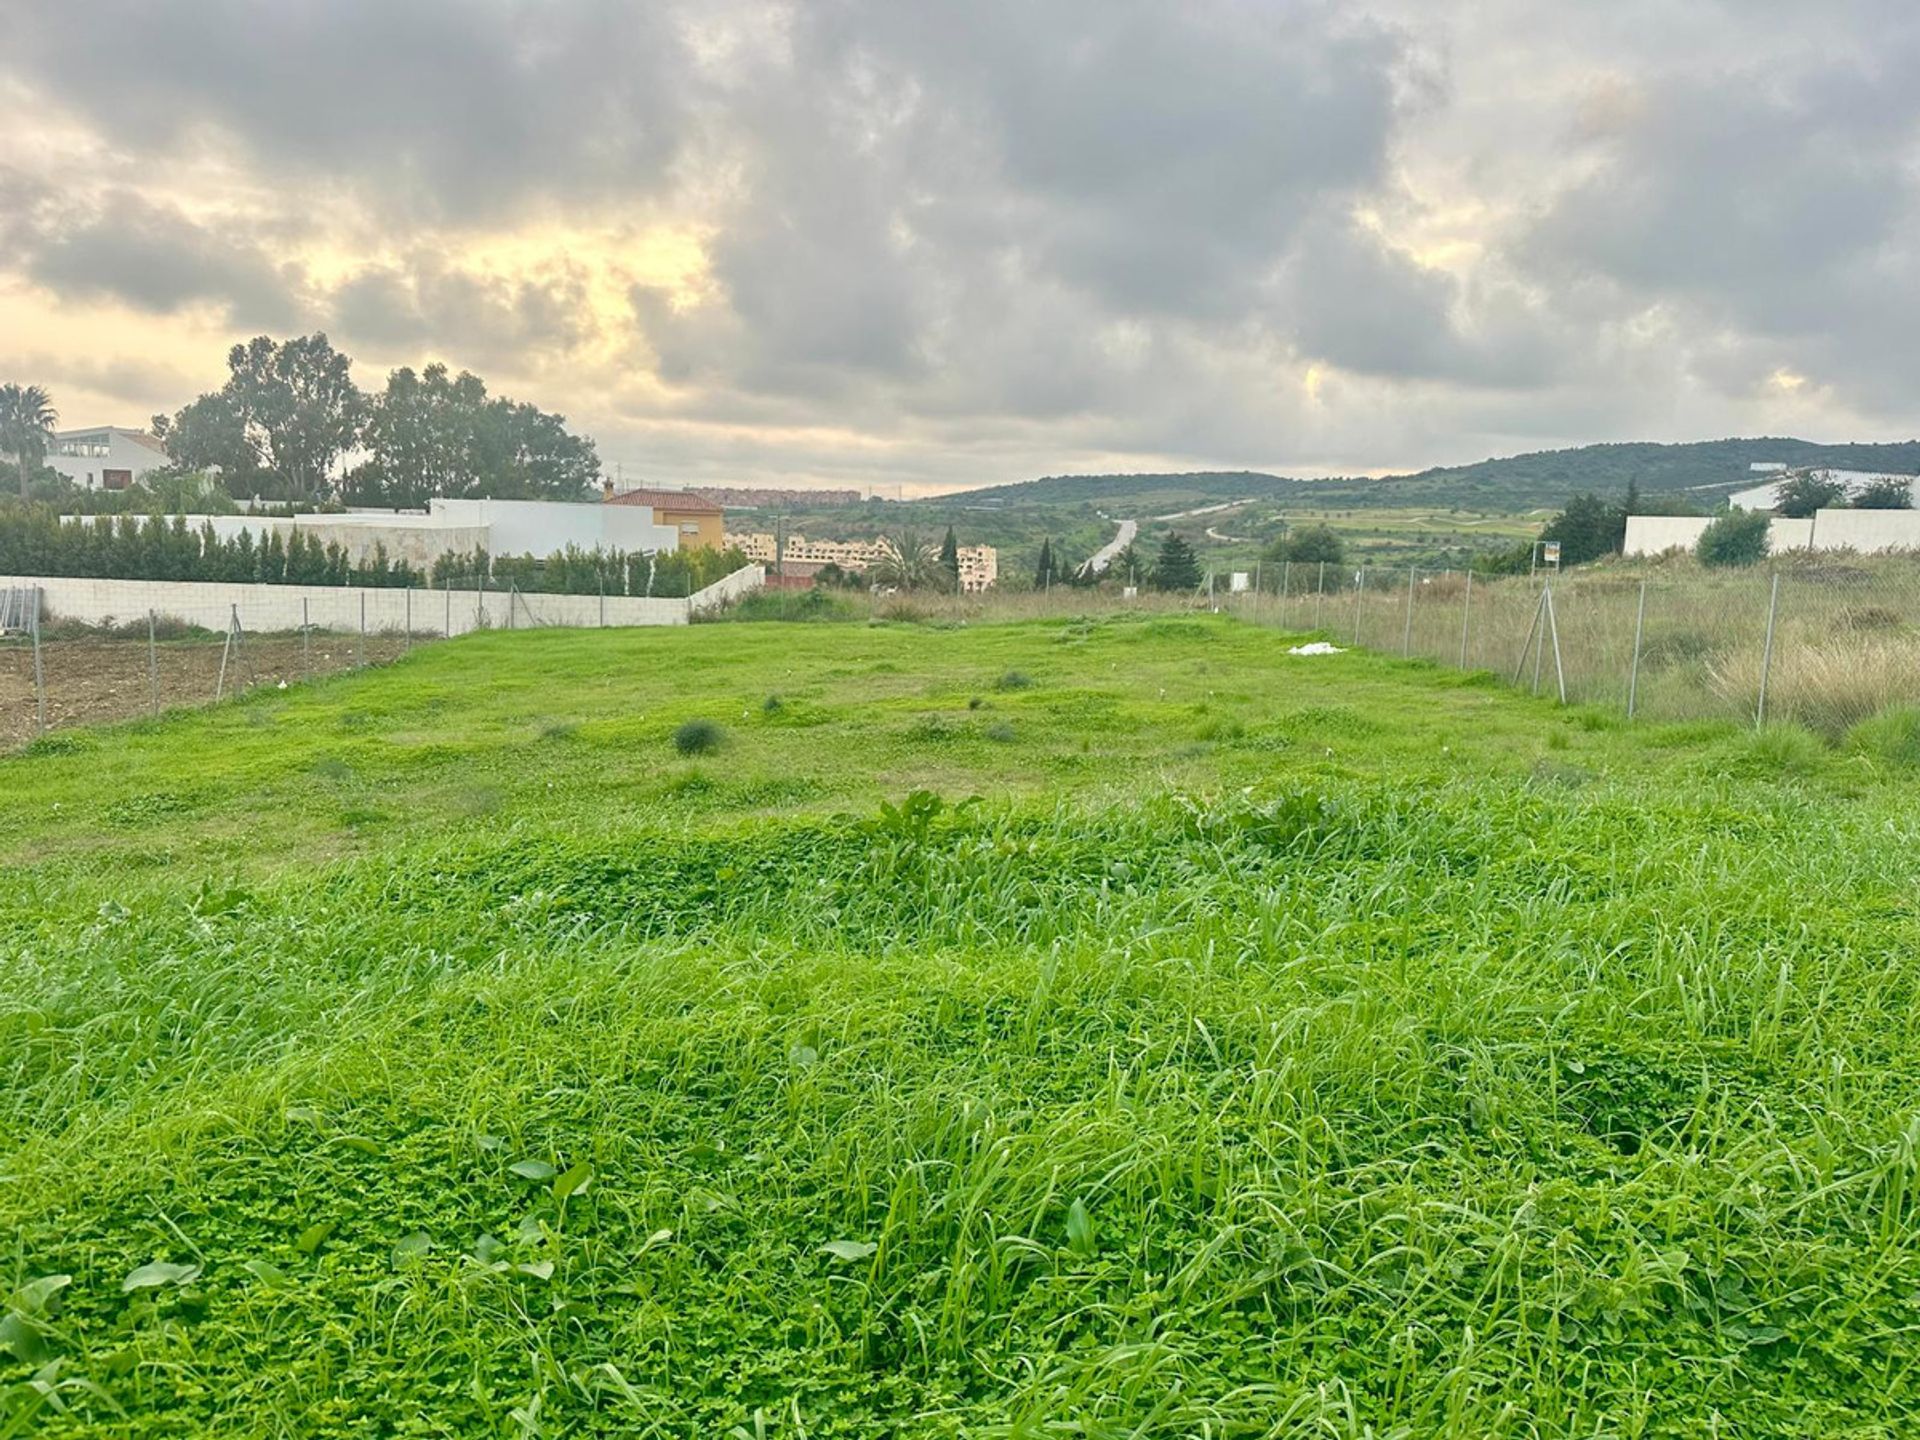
[1,613,1917,1436]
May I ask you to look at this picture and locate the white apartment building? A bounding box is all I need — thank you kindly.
[727,531,999,591]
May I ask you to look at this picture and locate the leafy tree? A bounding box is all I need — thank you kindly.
[162,392,258,484]
[0,383,57,499]
[1281,523,1346,567]
[1774,471,1847,518]
[1696,509,1771,568]
[1852,475,1914,510]
[347,364,599,505]
[168,334,367,500]
[141,466,235,514]
[479,399,600,502]
[1153,532,1201,592]
[1537,492,1626,566]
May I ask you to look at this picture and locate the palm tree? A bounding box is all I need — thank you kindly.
[869,528,943,590]
[0,384,58,499]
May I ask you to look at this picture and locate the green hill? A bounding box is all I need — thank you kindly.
[959,437,1920,515]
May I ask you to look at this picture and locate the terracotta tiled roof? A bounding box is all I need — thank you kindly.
[605,487,723,514]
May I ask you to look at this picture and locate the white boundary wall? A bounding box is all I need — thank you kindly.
[1,566,764,635]
[1622,512,1903,557]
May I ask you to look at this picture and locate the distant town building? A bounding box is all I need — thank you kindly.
[603,483,726,549]
[692,486,866,509]
[727,531,998,591]
[45,426,169,490]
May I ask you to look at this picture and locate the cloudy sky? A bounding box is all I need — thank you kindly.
[2,1,1916,495]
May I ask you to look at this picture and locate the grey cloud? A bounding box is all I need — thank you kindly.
[3,0,688,224]
[21,192,304,328]
[331,257,596,367]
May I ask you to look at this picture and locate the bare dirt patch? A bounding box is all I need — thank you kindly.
[1,634,423,750]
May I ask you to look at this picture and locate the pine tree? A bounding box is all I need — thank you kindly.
[1153,532,1201,592]
[1033,537,1055,589]
[940,526,960,589]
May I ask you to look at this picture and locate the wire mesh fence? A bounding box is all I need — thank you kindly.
[0,587,441,750]
[1235,555,1920,736]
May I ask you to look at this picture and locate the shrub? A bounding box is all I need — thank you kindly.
[762,694,784,714]
[1696,510,1771,568]
[1852,476,1914,510]
[1748,724,1827,776]
[1774,472,1848,518]
[1846,706,1920,766]
[994,670,1034,691]
[672,718,725,755]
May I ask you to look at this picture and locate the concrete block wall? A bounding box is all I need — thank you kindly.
[0,566,766,635]
[1622,512,1912,558]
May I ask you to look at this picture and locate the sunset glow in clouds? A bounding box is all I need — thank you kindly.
[2,1,1916,493]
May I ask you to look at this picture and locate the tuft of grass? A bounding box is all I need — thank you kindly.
[993,669,1034,691]
[1747,722,1828,776]
[672,717,726,755]
[1846,705,1920,767]
[761,693,784,714]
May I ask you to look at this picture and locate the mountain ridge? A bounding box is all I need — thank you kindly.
[951,437,1920,513]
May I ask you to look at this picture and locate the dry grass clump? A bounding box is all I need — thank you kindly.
[1710,635,1920,737]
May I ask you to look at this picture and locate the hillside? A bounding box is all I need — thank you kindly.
[957,437,1920,515]
[3,617,1919,1434]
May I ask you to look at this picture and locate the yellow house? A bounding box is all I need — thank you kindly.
[604,486,726,550]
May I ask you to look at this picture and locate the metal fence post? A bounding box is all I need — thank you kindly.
[1315,562,1326,630]
[1545,583,1567,705]
[1458,570,1473,669]
[1627,578,1647,720]
[1756,572,1782,730]
[148,609,160,716]
[216,603,236,701]
[404,586,412,652]
[445,577,452,638]
[599,577,606,628]
[1402,567,1417,657]
[1279,560,1290,629]
[1351,565,1366,646]
[1252,559,1262,624]
[358,592,366,668]
[30,589,46,737]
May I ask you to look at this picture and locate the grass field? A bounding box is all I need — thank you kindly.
[2,614,1918,1436]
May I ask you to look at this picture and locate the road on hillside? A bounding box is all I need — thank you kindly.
[1082,517,1138,575]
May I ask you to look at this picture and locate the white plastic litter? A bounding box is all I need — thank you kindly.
[1287,642,1346,656]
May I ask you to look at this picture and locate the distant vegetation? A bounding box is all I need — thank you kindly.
[2,337,602,510]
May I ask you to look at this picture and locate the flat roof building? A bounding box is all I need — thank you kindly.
[45,427,170,491]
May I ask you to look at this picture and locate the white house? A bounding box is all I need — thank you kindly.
[44,426,170,490]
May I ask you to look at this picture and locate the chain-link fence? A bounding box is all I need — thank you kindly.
[0,586,448,750]
[1233,555,1920,736]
